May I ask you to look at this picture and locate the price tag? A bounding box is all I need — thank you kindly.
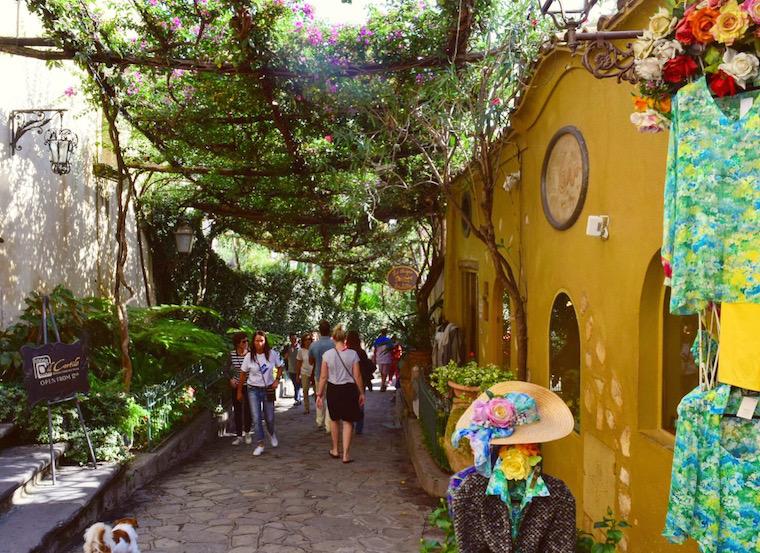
[740,97,753,118]
[736,396,759,420]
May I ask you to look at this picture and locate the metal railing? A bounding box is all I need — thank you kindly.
[136,362,222,448]
[416,373,452,472]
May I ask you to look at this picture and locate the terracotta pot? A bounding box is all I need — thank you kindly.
[447,381,481,405]
[401,349,432,406]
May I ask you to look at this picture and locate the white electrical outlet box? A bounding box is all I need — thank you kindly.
[586,215,609,239]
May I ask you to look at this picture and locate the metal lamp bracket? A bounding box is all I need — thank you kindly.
[9,109,66,154]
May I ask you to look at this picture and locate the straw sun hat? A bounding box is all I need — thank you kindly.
[455,381,575,445]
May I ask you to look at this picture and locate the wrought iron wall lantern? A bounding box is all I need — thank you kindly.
[9,109,79,175]
[539,0,644,83]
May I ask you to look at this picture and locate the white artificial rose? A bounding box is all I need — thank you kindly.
[648,7,677,39]
[719,48,760,88]
[633,30,657,60]
[630,109,669,133]
[634,57,664,81]
[653,39,683,62]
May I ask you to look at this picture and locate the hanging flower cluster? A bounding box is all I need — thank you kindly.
[630,0,760,132]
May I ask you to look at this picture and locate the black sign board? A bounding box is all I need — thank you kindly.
[20,341,89,406]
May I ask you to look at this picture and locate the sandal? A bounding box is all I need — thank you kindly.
[342,459,354,464]
[329,451,340,459]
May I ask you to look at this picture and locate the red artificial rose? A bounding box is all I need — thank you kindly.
[663,55,699,83]
[675,6,697,45]
[709,70,737,97]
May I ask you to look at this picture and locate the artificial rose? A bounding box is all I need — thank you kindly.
[630,109,670,132]
[649,7,678,38]
[675,5,697,44]
[515,443,541,457]
[711,0,750,44]
[655,95,673,113]
[633,30,657,59]
[718,48,760,87]
[633,95,649,112]
[709,69,738,96]
[654,38,684,61]
[690,7,720,43]
[471,400,489,425]
[743,0,760,23]
[635,57,664,80]
[486,397,517,428]
[499,447,532,480]
[663,55,699,82]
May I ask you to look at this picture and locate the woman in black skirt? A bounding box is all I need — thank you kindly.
[316,324,365,463]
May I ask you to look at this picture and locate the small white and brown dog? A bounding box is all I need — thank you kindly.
[83,517,140,553]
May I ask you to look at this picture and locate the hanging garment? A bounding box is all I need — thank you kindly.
[664,384,760,552]
[449,471,575,553]
[718,303,760,392]
[661,77,760,315]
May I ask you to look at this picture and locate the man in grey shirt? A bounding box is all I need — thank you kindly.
[309,319,334,434]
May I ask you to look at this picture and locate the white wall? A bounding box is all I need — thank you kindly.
[0,1,151,327]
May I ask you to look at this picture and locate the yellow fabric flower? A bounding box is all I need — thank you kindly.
[499,447,532,480]
[711,0,750,45]
[648,7,678,39]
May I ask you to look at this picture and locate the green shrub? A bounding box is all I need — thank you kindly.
[429,361,515,396]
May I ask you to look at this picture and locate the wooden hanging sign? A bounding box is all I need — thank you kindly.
[387,265,419,291]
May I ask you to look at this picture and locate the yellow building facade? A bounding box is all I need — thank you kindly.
[442,1,701,551]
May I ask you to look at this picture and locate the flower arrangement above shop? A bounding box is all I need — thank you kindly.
[630,0,760,131]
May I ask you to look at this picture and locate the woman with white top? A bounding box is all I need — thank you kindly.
[296,332,315,414]
[238,330,283,456]
[316,324,365,463]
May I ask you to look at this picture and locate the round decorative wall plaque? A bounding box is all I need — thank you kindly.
[540,126,589,230]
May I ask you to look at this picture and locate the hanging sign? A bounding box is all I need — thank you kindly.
[21,341,89,406]
[387,266,419,291]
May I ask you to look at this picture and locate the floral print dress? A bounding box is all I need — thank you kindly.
[662,77,760,315]
[664,384,760,552]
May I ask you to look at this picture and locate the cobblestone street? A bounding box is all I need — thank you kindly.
[66,386,436,553]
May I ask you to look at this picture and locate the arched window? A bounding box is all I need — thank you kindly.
[461,192,472,237]
[661,288,699,433]
[549,293,581,432]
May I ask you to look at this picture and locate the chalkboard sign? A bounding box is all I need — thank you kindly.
[20,341,89,406]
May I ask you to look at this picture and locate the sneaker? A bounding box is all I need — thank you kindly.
[231,436,243,445]
[253,445,265,456]
[244,433,252,445]
[270,433,279,448]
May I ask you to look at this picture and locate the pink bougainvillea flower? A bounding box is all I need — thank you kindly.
[149,0,158,6]
[486,397,517,428]
[471,400,489,425]
[171,17,182,31]
[64,86,77,97]
[491,97,502,105]
[324,135,333,143]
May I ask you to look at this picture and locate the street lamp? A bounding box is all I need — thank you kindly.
[9,109,79,175]
[173,221,195,254]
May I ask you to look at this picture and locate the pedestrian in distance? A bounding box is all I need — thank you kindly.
[346,329,372,434]
[226,332,251,445]
[283,333,302,405]
[238,330,283,456]
[309,320,334,434]
[316,324,365,463]
[297,332,315,414]
[372,328,394,392]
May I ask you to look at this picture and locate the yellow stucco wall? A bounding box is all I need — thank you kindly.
[442,1,699,550]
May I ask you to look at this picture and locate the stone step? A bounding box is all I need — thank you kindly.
[0,463,121,553]
[0,443,67,514]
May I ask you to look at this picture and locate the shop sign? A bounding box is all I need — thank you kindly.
[20,342,89,406]
[387,265,419,291]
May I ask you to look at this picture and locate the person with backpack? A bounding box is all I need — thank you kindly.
[316,324,365,463]
[372,328,394,392]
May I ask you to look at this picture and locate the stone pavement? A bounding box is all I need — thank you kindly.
[66,384,437,553]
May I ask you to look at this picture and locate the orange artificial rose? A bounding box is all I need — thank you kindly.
[633,96,649,112]
[691,7,720,43]
[655,96,672,113]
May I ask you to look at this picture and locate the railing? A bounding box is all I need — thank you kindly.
[136,363,222,449]
[416,373,452,472]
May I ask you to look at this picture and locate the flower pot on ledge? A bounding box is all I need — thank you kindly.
[447,381,481,406]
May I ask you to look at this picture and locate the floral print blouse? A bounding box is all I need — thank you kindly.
[664,384,760,552]
[662,77,760,315]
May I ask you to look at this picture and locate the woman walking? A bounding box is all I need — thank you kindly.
[296,332,315,414]
[238,330,283,456]
[316,325,365,463]
[226,332,251,444]
[346,330,371,434]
